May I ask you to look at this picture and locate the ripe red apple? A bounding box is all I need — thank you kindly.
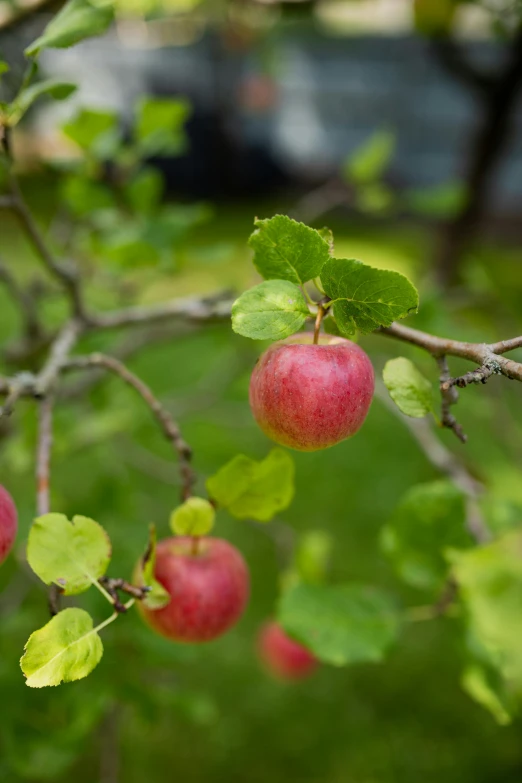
[139,537,249,643]
[0,485,17,565]
[258,621,317,680]
[249,335,374,451]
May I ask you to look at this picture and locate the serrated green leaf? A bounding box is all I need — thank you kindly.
[8,80,77,124]
[248,215,330,284]
[27,513,111,595]
[170,497,215,537]
[62,108,119,157]
[383,357,433,418]
[320,257,419,335]
[25,0,114,56]
[462,664,515,726]
[448,531,522,685]
[21,608,103,688]
[382,480,470,591]
[343,130,395,185]
[232,280,309,341]
[278,583,400,666]
[137,525,170,610]
[135,96,190,156]
[207,448,294,522]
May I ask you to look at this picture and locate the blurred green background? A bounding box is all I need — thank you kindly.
[1,195,522,781]
[2,0,522,779]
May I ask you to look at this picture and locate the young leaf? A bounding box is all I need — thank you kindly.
[448,531,522,686]
[8,81,77,124]
[125,167,163,214]
[62,175,115,217]
[383,357,433,418]
[21,608,103,688]
[136,525,170,610]
[207,448,294,522]
[170,497,215,537]
[382,480,470,592]
[320,258,419,335]
[278,583,400,666]
[62,108,119,157]
[135,97,190,156]
[343,130,395,185]
[461,664,515,726]
[232,280,309,341]
[248,215,330,284]
[294,530,333,586]
[25,0,114,56]
[27,513,111,595]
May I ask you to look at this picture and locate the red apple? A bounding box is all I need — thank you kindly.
[139,537,249,643]
[249,335,374,451]
[0,485,17,565]
[258,621,317,680]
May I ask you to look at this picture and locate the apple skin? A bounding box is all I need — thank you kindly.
[139,537,249,643]
[0,485,17,566]
[258,621,317,681]
[249,335,374,451]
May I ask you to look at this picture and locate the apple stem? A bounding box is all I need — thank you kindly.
[313,306,325,345]
[191,536,201,556]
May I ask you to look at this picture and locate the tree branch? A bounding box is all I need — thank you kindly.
[2,161,87,321]
[375,381,490,544]
[436,355,467,443]
[430,36,494,97]
[63,353,195,501]
[35,395,62,615]
[91,292,233,331]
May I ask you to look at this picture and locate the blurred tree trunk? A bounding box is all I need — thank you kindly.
[431,29,522,287]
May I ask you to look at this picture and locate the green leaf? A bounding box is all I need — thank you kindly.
[62,108,119,157]
[125,167,163,214]
[0,61,9,77]
[448,531,522,685]
[27,513,111,595]
[170,497,215,537]
[320,257,419,335]
[21,608,103,688]
[343,130,395,185]
[231,280,309,341]
[405,181,467,219]
[25,0,114,56]
[137,525,170,610]
[278,583,400,666]
[62,175,115,216]
[383,357,434,418]
[461,664,515,726]
[356,183,395,214]
[294,530,333,585]
[207,448,294,522]
[248,215,330,284]
[382,480,470,591]
[8,80,77,124]
[135,96,190,156]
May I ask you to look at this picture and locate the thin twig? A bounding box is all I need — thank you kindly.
[91,291,233,331]
[4,168,86,320]
[437,355,467,443]
[375,380,490,544]
[0,261,43,340]
[64,353,195,501]
[35,395,62,615]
